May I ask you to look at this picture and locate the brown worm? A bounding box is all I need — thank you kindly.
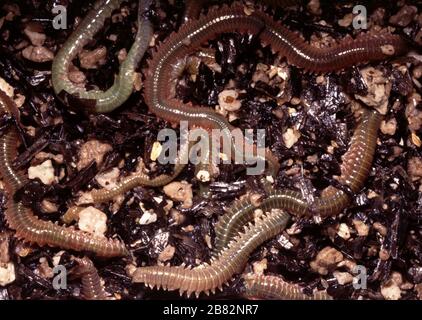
[0,89,128,257]
[132,209,290,297]
[73,256,109,300]
[144,3,406,179]
[89,167,186,203]
[51,0,153,113]
[89,139,192,204]
[243,273,332,300]
[212,108,382,257]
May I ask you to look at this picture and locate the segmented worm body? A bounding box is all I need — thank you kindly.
[243,274,332,300]
[90,161,187,203]
[74,257,108,300]
[132,209,290,297]
[51,0,153,113]
[144,4,405,178]
[0,90,128,257]
[89,138,194,203]
[212,108,382,257]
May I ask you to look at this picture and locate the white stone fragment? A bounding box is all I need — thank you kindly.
[78,206,108,236]
[28,160,56,185]
[138,211,157,225]
[283,128,301,148]
[337,223,351,240]
[0,262,16,286]
[218,89,242,112]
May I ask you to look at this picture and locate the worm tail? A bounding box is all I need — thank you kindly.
[243,274,332,300]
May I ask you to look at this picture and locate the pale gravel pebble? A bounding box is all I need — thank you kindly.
[337,223,351,240]
[163,181,193,208]
[0,262,15,286]
[36,257,54,279]
[381,272,404,300]
[77,140,112,170]
[138,209,157,225]
[41,199,58,213]
[355,67,391,115]
[78,206,108,236]
[0,77,15,97]
[28,160,57,185]
[23,25,46,46]
[353,219,370,237]
[218,89,242,112]
[96,167,120,189]
[22,45,54,62]
[380,118,397,135]
[252,258,268,275]
[158,245,175,262]
[381,280,402,300]
[406,93,422,131]
[282,128,301,148]
[310,247,344,275]
[333,271,354,285]
[373,222,388,236]
[68,69,86,85]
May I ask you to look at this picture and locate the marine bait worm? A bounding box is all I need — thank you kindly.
[0,89,128,257]
[90,160,187,203]
[51,0,153,113]
[73,257,108,300]
[132,209,290,297]
[243,273,332,300]
[144,4,405,178]
[212,108,382,257]
[89,138,193,203]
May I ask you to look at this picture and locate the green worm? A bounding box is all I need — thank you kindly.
[51,0,153,113]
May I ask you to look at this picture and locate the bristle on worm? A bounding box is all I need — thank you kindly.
[212,108,382,257]
[132,209,290,297]
[144,3,406,179]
